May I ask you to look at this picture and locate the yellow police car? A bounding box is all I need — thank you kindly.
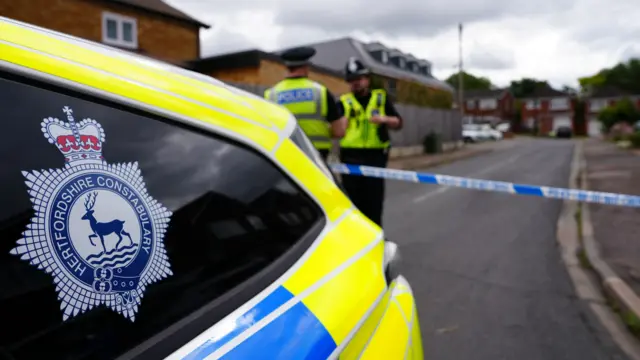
[0,16,423,360]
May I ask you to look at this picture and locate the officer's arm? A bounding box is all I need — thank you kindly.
[383,99,403,130]
[325,89,347,138]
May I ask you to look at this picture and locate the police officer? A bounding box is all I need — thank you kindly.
[264,46,346,160]
[337,57,403,227]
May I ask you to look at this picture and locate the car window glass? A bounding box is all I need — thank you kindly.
[0,73,324,360]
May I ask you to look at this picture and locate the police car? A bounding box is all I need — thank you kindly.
[0,16,423,360]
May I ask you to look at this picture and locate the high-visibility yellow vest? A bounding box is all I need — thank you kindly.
[264,78,331,150]
[339,89,390,149]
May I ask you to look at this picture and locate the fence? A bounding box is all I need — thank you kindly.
[226,82,463,147]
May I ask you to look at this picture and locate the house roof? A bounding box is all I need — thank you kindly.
[189,49,344,79]
[587,85,631,98]
[104,0,210,28]
[522,85,570,99]
[462,88,509,100]
[273,37,453,93]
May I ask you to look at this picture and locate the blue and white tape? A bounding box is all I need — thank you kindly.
[330,163,640,208]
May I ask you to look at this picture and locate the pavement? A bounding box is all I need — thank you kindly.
[584,139,640,296]
[387,140,516,170]
[382,137,629,360]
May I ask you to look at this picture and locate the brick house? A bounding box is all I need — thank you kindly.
[520,86,574,134]
[462,88,515,124]
[189,49,351,95]
[273,38,455,108]
[0,0,210,64]
[584,85,640,136]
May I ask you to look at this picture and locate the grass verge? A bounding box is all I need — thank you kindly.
[574,205,592,270]
[575,194,640,339]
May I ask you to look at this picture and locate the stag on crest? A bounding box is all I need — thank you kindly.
[81,192,133,253]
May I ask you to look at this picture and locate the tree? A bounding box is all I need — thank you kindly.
[562,85,578,95]
[597,97,640,132]
[445,71,492,91]
[579,58,640,93]
[509,78,550,98]
[573,99,587,136]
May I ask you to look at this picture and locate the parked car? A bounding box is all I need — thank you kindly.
[0,16,423,360]
[481,124,503,141]
[495,122,511,133]
[463,124,502,142]
[556,126,573,138]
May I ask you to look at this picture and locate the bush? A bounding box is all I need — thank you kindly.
[612,134,627,142]
[629,132,640,148]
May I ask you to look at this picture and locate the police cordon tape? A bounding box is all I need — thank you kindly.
[329,163,640,208]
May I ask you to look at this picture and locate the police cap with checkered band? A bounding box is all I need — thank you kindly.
[280,46,317,67]
[344,57,371,81]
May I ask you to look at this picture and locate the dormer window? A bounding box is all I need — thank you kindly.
[412,63,419,72]
[381,51,388,64]
[422,65,431,76]
[398,58,405,68]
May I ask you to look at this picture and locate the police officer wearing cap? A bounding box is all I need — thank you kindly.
[337,57,403,227]
[265,46,346,160]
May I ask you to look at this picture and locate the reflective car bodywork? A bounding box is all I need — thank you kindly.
[0,16,423,360]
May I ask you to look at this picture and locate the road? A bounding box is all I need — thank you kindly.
[384,138,629,360]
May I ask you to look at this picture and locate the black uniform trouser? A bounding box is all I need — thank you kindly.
[339,148,388,227]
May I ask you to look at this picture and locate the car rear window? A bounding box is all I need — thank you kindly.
[0,72,324,360]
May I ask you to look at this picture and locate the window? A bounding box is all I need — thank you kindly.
[381,51,389,64]
[289,125,336,183]
[526,117,535,127]
[479,99,497,110]
[550,97,569,110]
[526,100,540,109]
[102,12,138,49]
[0,73,324,360]
[590,99,607,111]
[387,79,397,96]
[422,65,431,76]
[397,58,406,68]
[466,100,476,109]
[412,63,419,72]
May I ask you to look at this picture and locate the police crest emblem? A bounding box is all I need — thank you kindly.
[10,106,173,322]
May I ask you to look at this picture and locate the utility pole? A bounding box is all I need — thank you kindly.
[458,23,464,117]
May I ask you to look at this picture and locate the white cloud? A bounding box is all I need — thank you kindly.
[167,0,640,89]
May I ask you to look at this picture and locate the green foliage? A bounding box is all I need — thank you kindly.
[597,97,640,132]
[562,85,578,95]
[511,100,523,132]
[578,73,606,92]
[509,78,550,98]
[391,78,452,109]
[580,58,640,93]
[445,71,492,91]
[629,132,640,148]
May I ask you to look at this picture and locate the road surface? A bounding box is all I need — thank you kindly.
[384,138,629,360]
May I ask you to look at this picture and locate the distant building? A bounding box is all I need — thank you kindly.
[189,49,350,95]
[462,88,515,124]
[273,37,455,108]
[1,0,210,64]
[520,86,574,134]
[584,85,640,136]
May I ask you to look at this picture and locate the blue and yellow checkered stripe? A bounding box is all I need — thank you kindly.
[0,18,422,359]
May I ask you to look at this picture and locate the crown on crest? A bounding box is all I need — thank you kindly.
[42,106,106,165]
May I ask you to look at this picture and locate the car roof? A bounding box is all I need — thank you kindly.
[0,16,296,153]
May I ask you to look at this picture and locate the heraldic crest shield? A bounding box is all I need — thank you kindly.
[10,106,173,322]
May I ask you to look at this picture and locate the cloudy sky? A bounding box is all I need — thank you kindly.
[167,0,640,89]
